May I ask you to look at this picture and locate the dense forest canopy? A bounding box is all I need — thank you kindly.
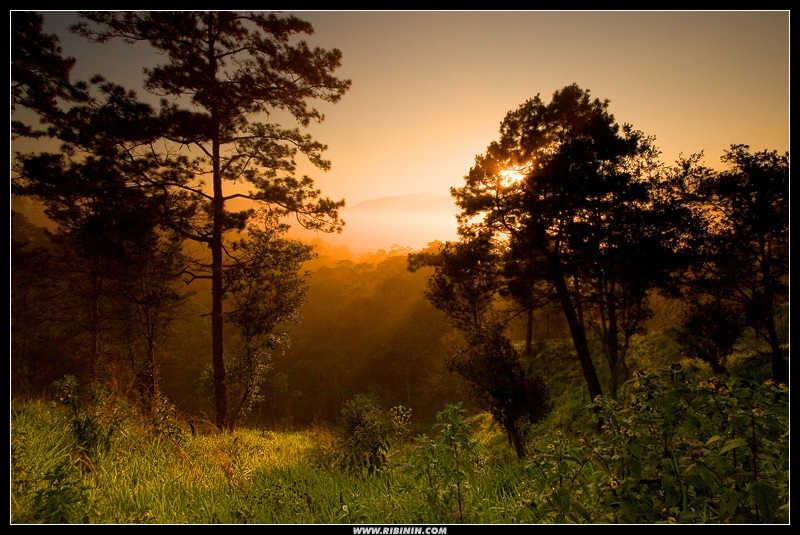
[11,11,789,439]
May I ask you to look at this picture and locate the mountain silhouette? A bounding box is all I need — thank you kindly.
[348,192,458,214]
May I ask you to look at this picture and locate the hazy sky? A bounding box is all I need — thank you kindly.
[35,10,790,253]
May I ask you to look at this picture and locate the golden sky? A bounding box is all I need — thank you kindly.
[35,10,790,253]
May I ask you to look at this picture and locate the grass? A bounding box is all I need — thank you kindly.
[10,332,789,524]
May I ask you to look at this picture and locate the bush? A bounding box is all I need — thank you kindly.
[409,402,481,522]
[53,376,124,459]
[336,393,392,476]
[524,366,789,523]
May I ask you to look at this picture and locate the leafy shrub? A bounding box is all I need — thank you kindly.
[303,425,340,471]
[677,300,746,373]
[148,392,184,441]
[53,376,119,457]
[31,458,94,523]
[409,402,481,522]
[524,366,789,523]
[449,326,552,459]
[336,393,392,476]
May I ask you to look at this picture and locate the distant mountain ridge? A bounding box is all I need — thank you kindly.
[348,192,457,213]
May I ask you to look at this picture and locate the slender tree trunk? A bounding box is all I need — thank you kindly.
[147,342,157,397]
[759,253,789,384]
[525,307,534,358]
[207,17,229,432]
[765,313,789,384]
[508,425,526,459]
[211,122,229,431]
[708,357,727,375]
[606,296,621,401]
[88,269,101,381]
[137,343,158,412]
[550,262,603,401]
[89,295,99,381]
[617,351,630,391]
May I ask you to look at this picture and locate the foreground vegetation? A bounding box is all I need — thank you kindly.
[11,361,788,524]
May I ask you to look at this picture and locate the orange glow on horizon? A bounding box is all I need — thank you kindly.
[16,11,788,257]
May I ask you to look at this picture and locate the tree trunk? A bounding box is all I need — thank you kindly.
[550,262,604,401]
[88,292,99,381]
[759,255,789,384]
[211,122,229,432]
[765,312,789,384]
[137,347,157,413]
[88,269,102,381]
[507,423,526,459]
[606,299,620,401]
[708,357,727,375]
[525,307,534,358]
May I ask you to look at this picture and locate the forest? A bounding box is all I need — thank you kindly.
[11,12,789,524]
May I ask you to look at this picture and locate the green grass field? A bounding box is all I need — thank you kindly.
[11,354,789,524]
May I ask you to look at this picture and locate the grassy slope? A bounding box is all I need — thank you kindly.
[10,328,786,524]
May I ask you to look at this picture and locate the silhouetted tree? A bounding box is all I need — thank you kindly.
[409,236,553,456]
[13,111,191,397]
[408,232,506,333]
[448,324,551,459]
[574,153,701,399]
[85,11,349,430]
[677,299,746,374]
[118,221,189,409]
[688,145,789,383]
[11,14,81,391]
[14,11,351,430]
[11,11,75,138]
[453,84,667,401]
[10,212,71,394]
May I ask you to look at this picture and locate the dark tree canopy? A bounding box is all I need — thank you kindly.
[451,84,656,401]
[11,11,76,138]
[12,11,352,429]
[687,145,789,383]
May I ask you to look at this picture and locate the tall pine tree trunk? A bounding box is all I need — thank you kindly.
[211,123,229,432]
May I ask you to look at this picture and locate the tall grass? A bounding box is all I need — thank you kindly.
[11,346,789,524]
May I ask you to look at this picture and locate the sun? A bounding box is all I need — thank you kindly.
[499,166,528,188]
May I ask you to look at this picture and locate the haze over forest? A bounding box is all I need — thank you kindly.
[312,193,460,254]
